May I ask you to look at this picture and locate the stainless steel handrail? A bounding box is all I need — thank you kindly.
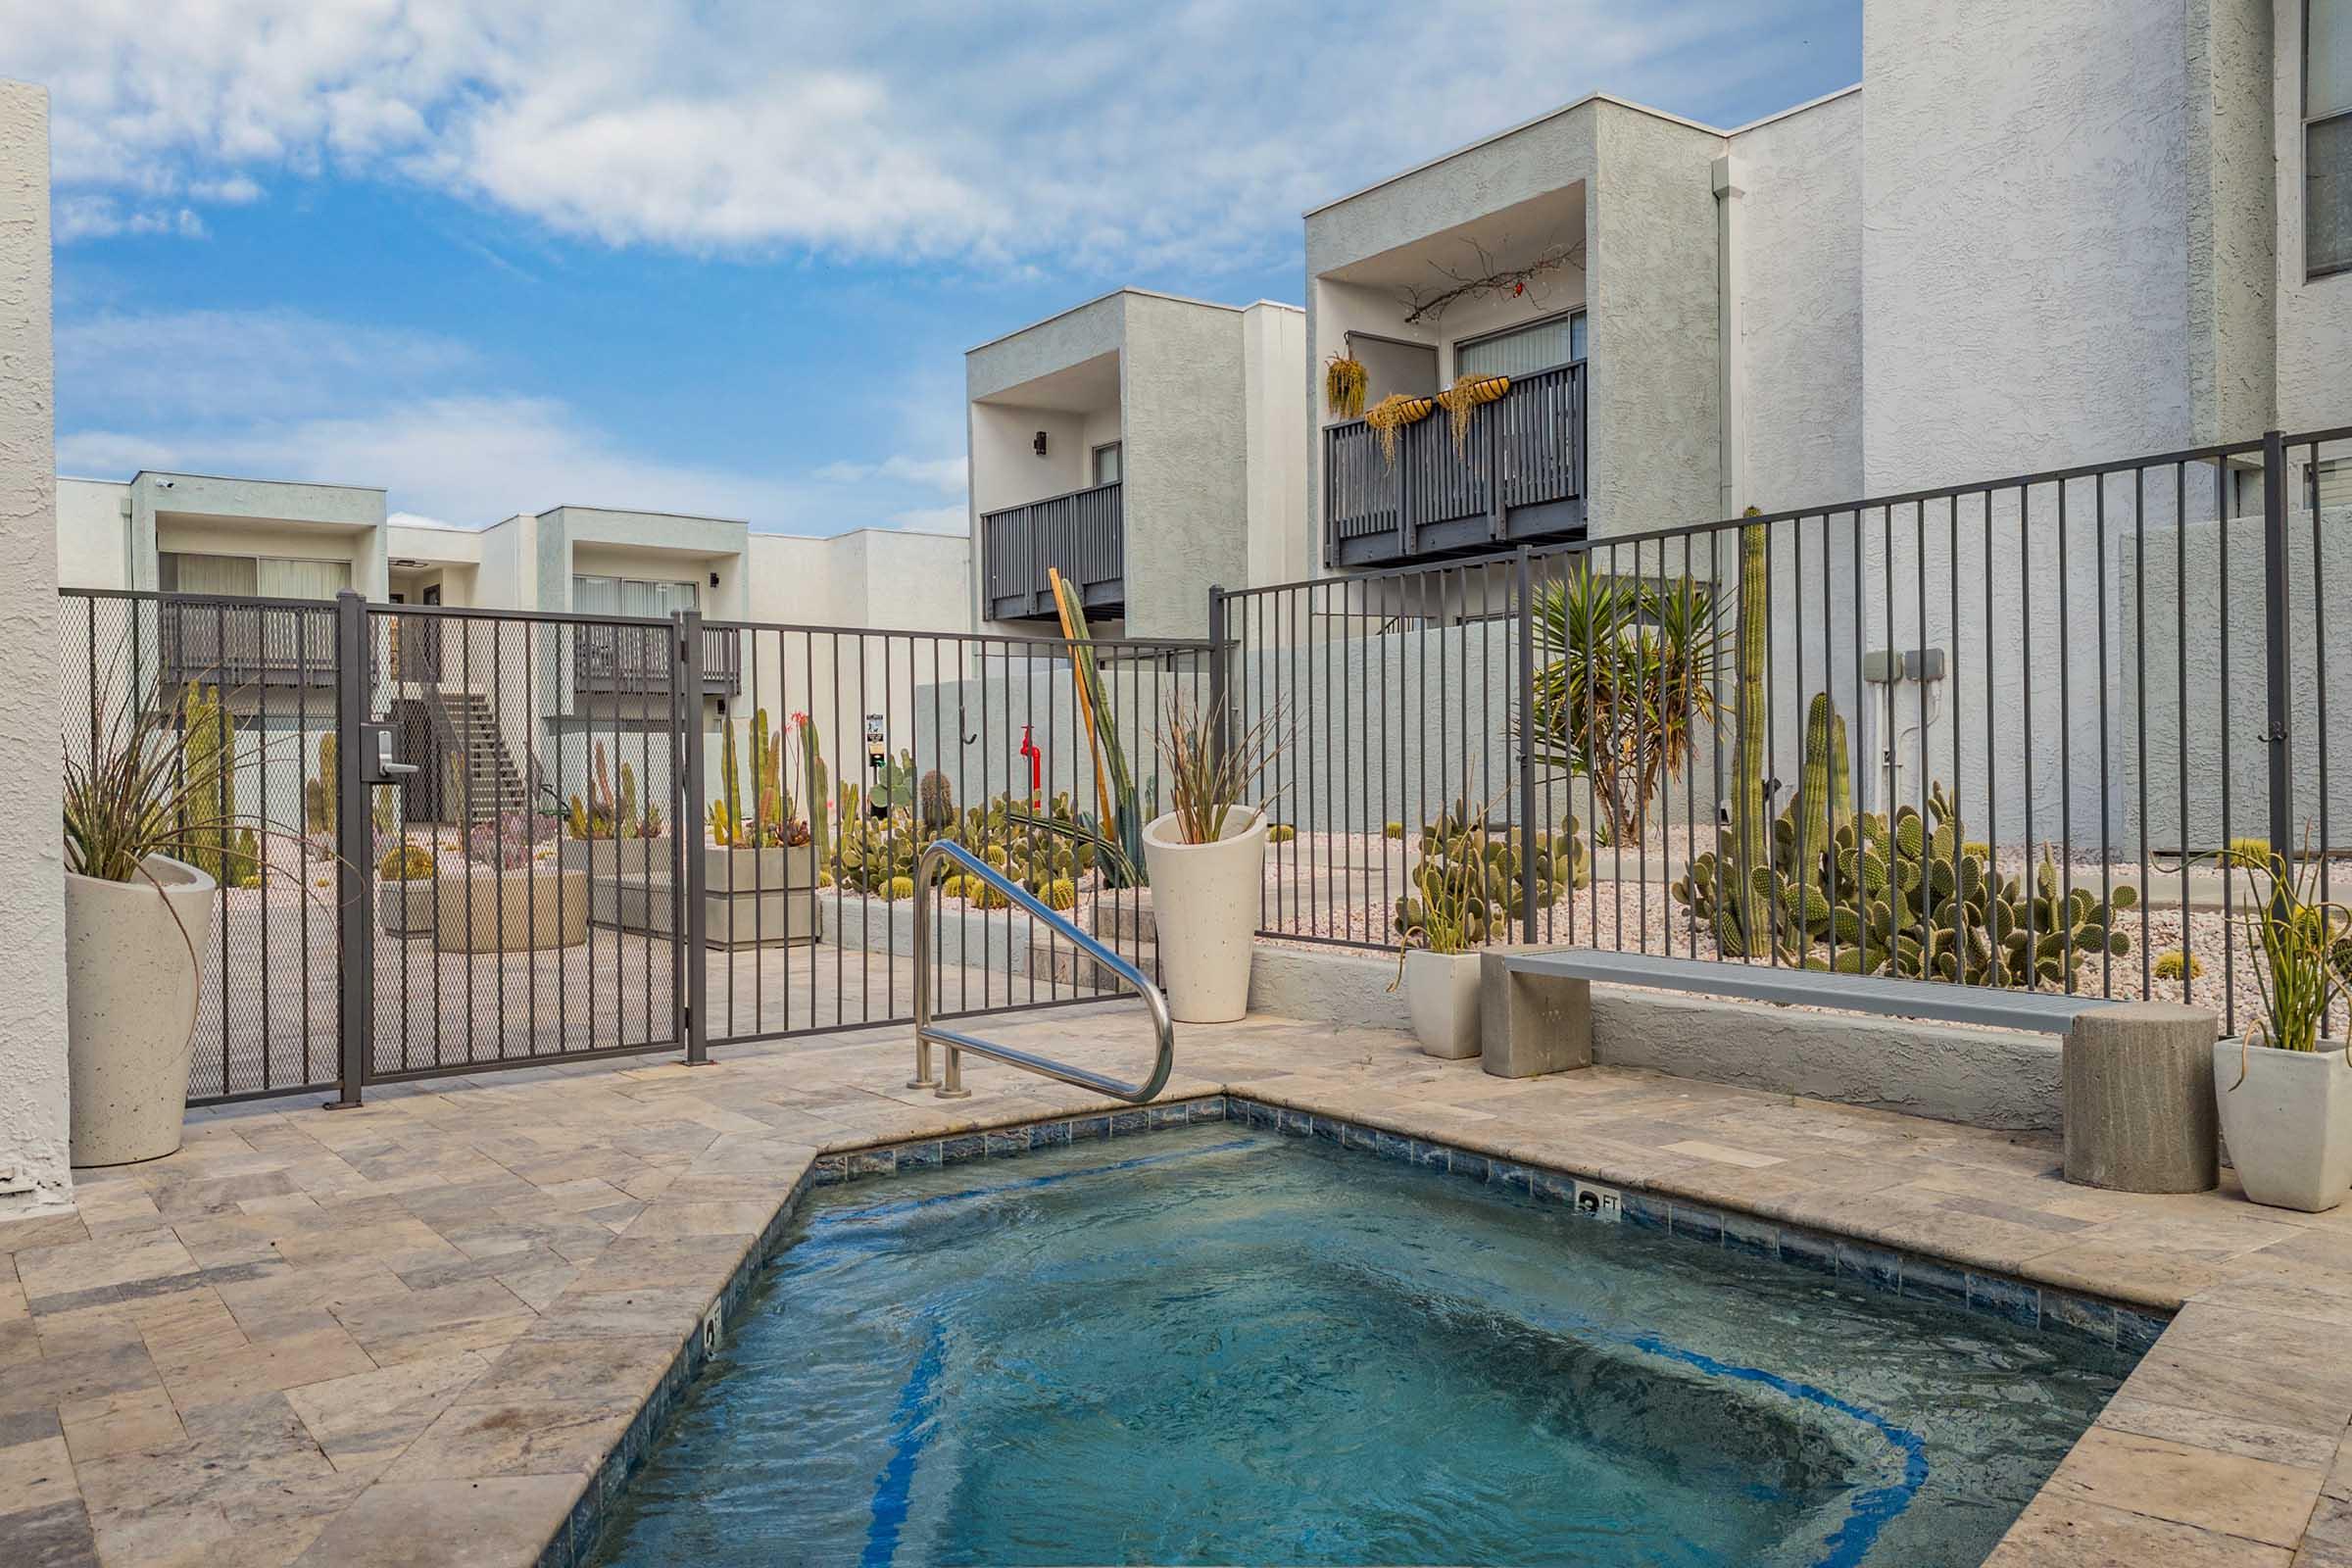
[910,840,1173,1102]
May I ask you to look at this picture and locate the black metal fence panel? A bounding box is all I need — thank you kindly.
[694,620,1210,1048]
[1225,424,2352,1041]
[62,591,345,1106]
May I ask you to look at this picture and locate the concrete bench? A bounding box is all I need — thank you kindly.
[1480,948,2220,1192]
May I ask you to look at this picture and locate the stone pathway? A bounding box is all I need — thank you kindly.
[6,1006,2352,1565]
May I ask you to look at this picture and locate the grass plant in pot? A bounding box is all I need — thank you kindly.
[63,674,259,1165]
[2212,838,2352,1211]
[1142,694,1283,1024]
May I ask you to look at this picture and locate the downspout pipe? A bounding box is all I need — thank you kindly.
[1712,153,1745,521]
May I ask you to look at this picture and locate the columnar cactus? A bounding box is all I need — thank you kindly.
[718,717,744,845]
[1720,514,1772,956]
[180,683,236,883]
[919,768,955,833]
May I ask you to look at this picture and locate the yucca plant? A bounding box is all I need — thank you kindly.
[1521,562,1723,843]
[1155,691,1287,846]
[2217,834,2352,1070]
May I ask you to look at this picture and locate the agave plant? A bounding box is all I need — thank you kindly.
[1521,562,1723,843]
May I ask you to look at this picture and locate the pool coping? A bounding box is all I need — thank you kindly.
[544,1092,2173,1568]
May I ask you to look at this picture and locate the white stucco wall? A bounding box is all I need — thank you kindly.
[56,475,129,589]
[1861,0,2196,490]
[1726,89,1864,514]
[1242,302,1311,591]
[2276,0,2352,434]
[0,79,69,1211]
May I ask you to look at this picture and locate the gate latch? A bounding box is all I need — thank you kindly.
[361,723,418,783]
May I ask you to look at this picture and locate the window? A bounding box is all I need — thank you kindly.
[2311,0,2352,276]
[1454,310,1587,381]
[571,573,699,618]
[2319,458,2352,510]
[1344,332,1439,411]
[159,551,352,600]
[1092,441,1122,487]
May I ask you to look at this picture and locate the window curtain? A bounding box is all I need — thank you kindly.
[254,557,352,600]
[162,553,258,596]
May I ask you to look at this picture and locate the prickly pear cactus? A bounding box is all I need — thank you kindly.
[1393,800,1592,951]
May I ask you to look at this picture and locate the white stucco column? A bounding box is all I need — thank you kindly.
[0,80,71,1212]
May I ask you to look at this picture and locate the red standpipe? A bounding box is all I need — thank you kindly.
[1018,724,1043,807]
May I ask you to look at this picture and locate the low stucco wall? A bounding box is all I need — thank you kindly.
[1247,944,2061,1132]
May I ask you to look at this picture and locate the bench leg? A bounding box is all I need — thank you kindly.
[1480,953,1592,1078]
[2062,1003,2219,1193]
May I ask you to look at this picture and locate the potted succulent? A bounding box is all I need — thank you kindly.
[1392,799,1505,1058]
[559,741,666,884]
[2213,839,2352,1211]
[376,844,437,937]
[61,674,235,1165]
[704,710,819,948]
[1141,694,1283,1023]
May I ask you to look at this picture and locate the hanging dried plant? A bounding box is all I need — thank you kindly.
[1323,353,1370,419]
[1436,372,1511,458]
[1361,393,1434,465]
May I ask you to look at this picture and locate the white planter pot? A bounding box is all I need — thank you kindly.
[1142,808,1266,1023]
[377,878,435,937]
[65,855,218,1166]
[2214,1038,2352,1212]
[1404,949,1483,1058]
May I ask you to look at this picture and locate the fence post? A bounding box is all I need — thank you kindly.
[329,590,370,1108]
[679,611,710,1065]
[1205,585,1229,764]
[2262,429,2293,860]
[1515,546,1541,943]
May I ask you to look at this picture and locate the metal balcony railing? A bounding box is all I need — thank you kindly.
[981,480,1123,619]
[1323,360,1587,567]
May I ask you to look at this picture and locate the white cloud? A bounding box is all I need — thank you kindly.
[56,309,473,422]
[8,0,1855,270]
[813,454,967,493]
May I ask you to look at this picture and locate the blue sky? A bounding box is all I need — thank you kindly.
[9,1,1860,535]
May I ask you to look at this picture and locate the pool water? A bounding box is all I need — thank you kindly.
[589,1123,2133,1567]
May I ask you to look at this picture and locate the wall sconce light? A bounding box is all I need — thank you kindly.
[709,570,720,588]
[1033,431,1049,457]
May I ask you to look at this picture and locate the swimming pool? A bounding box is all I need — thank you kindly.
[589,1117,2136,1567]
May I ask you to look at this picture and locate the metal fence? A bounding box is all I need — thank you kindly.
[695,618,1211,1048]
[60,589,1211,1105]
[1221,424,2352,1039]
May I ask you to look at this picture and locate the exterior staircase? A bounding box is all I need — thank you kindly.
[420,691,530,824]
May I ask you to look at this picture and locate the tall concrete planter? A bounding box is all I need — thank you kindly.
[2215,1039,2352,1212]
[1142,808,1266,1023]
[65,854,218,1166]
[433,867,589,952]
[705,844,819,948]
[1403,949,1482,1057]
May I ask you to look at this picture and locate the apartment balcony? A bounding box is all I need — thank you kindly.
[1323,361,1587,568]
[981,480,1124,620]
[157,598,339,690]
[572,623,742,696]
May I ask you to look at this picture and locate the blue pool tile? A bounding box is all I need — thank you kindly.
[1032,1121,1072,1149]
[1149,1103,1189,1128]
[1721,1212,1777,1260]
[1069,1115,1111,1143]
[1449,1151,1491,1183]
[1900,1254,1969,1309]
[984,1127,1034,1157]
[1671,1204,1724,1246]
[894,1141,942,1170]
[1283,1107,1316,1138]
[1491,1161,1533,1195]
[1342,1121,1379,1152]
[1374,1131,1413,1164]
[2042,1291,2117,1348]
[849,1149,896,1180]
[1777,1226,1838,1275]
[2117,1308,2169,1355]
[1311,1115,1345,1145]
[1241,1100,1278,1129]
[1409,1140,1450,1171]
[939,1134,985,1165]
[811,1154,848,1187]
[1969,1272,2041,1329]
[1837,1240,1900,1296]
[1621,1190,1667,1231]
[1194,1097,1228,1122]
[1111,1109,1150,1136]
[1532,1169,1576,1205]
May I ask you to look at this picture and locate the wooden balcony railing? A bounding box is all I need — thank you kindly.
[1323,360,1587,567]
[981,480,1123,620]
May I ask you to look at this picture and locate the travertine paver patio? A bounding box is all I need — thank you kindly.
[6,1004,2352,1565]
